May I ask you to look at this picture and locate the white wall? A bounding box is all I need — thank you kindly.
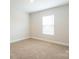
[30,5,69,46]
[10,0,29,43]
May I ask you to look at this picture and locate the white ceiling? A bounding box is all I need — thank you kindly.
[11,0,69,13]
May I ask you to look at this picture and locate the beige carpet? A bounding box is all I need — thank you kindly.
[10,39,69,59]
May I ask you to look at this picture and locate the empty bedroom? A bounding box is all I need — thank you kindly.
[10,0,69,59]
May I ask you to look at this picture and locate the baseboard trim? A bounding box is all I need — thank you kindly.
[31,36,69,47]
[10,37,29,43]
[10,36,69,46]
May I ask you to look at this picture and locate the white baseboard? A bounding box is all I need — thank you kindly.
[31,36,69,47]
[10,36,69,47]
[10,37,29,43]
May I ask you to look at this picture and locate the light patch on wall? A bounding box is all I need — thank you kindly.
[42,15,54,35]
[30,0,34,3]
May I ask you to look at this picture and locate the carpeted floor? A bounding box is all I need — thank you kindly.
[10,39,69,59]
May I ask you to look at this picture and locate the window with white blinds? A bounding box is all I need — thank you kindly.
[42,15,54,35]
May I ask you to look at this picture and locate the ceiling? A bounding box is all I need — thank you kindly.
[11,0,69,13]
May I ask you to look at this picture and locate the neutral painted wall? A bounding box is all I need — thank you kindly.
[30,5,69,45]
[10,0,29,43]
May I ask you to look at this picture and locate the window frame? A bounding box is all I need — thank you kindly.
[42,15,54,35]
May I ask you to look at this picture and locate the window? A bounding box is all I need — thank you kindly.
[42,15,54,35]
